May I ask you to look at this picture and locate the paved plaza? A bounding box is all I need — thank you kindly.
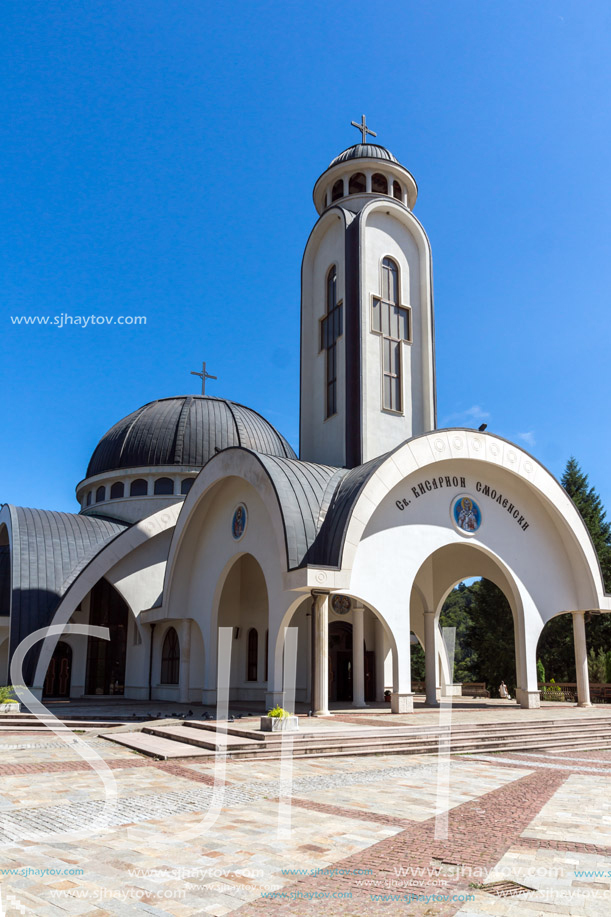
[0,706,610,916]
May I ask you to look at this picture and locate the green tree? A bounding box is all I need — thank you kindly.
[562,457,611,591]
[537,458,611,683]
[467,579,516,696]
[439,582,477,683]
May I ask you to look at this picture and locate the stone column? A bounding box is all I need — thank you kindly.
[424,610,439,707]
[312,593,330,716]
[179,619,191,703]
[573,612,592,707]
[352,604,366,707]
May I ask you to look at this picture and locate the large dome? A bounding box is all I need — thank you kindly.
[86,395,296,478]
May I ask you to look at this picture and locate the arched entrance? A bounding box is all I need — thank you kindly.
[43,641,72,698]
[85,578,129,695]
[411,542,535,707]
[216,554,269,703]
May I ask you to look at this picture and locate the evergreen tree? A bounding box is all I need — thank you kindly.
[537,458,611,682]
[562,457,611,591]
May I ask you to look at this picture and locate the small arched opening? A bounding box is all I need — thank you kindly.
[331,179,344,201]
[349,172,366,194]
[154,477,174,496]
[371,173,388,194]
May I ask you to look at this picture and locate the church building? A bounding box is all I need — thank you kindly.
[1,120,609,714]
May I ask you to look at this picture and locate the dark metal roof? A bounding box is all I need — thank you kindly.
[0,545,9,617]
[303,452,390,568]
[86,396,296,478]
[241,452,348,571]
[330,144,399,167]
[4,506,128,681]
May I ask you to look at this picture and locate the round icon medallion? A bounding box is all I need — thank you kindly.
[451,494,482,535]
[232,504,247,540]
[331,595,351,615]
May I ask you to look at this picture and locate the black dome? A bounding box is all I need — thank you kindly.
[86,396,296,478]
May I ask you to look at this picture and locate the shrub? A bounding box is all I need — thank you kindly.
[266,706,292,718]
[0,685,20,705]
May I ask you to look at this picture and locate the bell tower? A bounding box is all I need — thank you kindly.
[299,119,436,468]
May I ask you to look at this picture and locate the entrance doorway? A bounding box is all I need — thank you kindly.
[85,578,128,695]
[329,621,352,702]
[43,641,72,698]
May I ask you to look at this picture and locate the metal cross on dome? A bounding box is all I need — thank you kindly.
[191,361,217,396]
[351,114,377,144]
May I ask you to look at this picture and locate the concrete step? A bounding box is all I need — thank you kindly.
[143,724,261,751]
[102,731,213,759]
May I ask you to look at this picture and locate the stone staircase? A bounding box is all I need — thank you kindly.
[101,715,611,761]
[0,713,130,732]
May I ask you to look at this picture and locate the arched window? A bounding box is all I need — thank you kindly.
[95,486,106,503]
[247,628,258,681]
[110,482,124,500]
[130,479,148,497]
[160,627,180,684]
[154,477,174,495]
[86,491,92,507]
[331,179,343,202]
[181,479,193,495]
[349,172,366,194]
[371,257,410,412]
[393,180,402,201]
[320,265,343,418]
[372,173,388,194]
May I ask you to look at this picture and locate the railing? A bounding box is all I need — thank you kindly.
[538,682,611,703]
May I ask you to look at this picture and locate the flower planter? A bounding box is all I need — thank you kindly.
[260,715,299,733]
[0,702,21,714]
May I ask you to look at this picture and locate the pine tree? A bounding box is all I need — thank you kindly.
[537,458,611,683]
[561,457,611,591]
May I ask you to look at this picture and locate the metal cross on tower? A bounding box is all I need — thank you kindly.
[190,361,217,395]
[351,114,377,144]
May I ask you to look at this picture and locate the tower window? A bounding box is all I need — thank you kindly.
[372,257,411,413]
[349,172,366,194]
[320,266,343,418]
[130,479,148,497]
[181,478,193,495]
[331,179,343,202]
[247,628,258,681]
[154,477,174,495]
[110,482,124,500]
[160,627,180,685]
[372,173,388,195]
[95,486,106,503]
[393,180,402,201]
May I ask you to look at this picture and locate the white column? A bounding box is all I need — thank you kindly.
[312,593,330,716]
[342,176,348,197]
[573,612,591,707]
[365,171,372,193]
[352,605,366,707]
[424,611,439,707]
[179,619,191,703]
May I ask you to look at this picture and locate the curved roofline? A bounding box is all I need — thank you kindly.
[317,429,610,602]
[85,394,296,480]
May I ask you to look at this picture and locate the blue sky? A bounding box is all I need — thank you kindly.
[1,0,610,514]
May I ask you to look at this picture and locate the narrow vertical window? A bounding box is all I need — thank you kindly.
[371,258,411,412]
[320,266,343,418]
[161,627,180,684]
[247,628,258,681]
